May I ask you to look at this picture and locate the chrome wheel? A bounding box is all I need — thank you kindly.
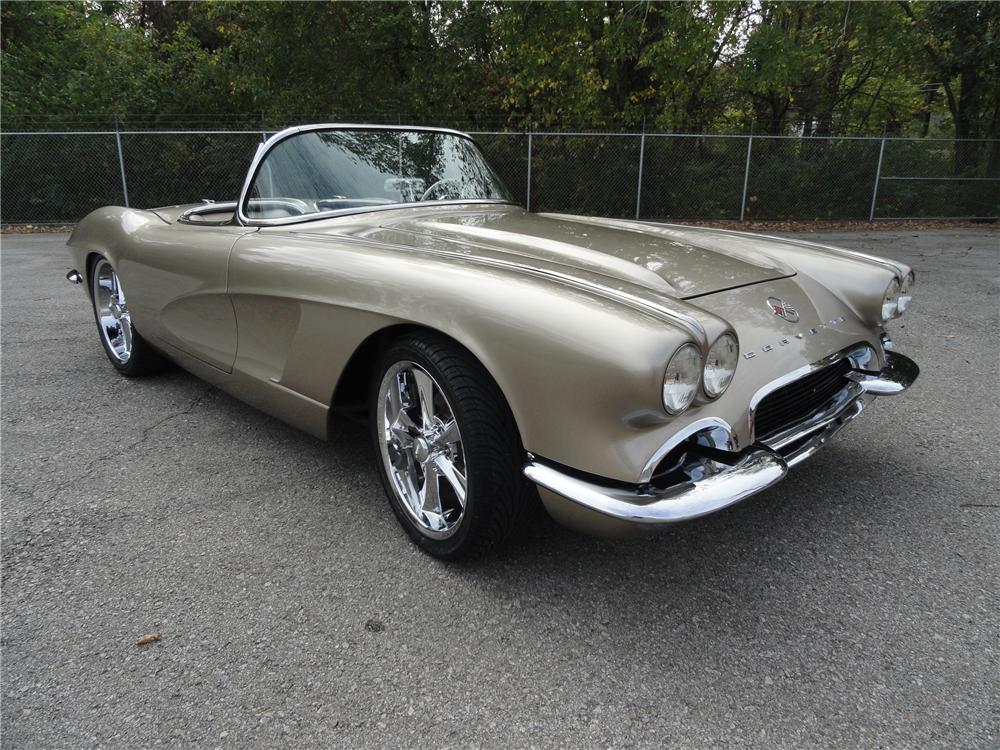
[92,259,132,363]
[377,361,468,539]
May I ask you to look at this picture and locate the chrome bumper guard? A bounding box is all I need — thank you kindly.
[524,351,919,530]
[848,349,919,395]
[525,449,789,526]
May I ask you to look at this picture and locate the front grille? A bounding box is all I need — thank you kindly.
[754,357,853,439]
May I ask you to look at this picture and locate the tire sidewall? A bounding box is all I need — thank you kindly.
[88,255,149,377]
[370,340,485,559]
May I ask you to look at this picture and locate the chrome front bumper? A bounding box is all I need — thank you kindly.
[524,350,919,537]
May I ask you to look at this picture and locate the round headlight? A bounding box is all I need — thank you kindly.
[662,343,702,414]
[897,271,915,314]
[881,277,900,321]
[704,333,739,398]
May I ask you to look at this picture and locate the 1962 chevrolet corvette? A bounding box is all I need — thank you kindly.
[66,124,918,558]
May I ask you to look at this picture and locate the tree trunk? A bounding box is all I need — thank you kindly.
[954,66,982,175]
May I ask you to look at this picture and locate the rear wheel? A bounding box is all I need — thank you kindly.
[89,256,165,376]
[371,332,532,559]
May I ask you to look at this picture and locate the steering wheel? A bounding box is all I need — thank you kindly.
[420,178,464,202]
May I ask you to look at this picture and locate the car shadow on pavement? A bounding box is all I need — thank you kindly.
[98,366,935,639]
[439,441,936,632]
[320,397,932,618]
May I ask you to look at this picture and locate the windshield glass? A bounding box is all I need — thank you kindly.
[244,128,513,220]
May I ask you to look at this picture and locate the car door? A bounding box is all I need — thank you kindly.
[118,220,254,373]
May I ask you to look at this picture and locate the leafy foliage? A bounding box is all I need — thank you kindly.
[1,1,996,224]
[2,0,997,141]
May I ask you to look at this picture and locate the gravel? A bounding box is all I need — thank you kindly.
[2,229,998,749]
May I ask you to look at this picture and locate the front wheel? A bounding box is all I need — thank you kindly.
[89,256,165,376]
[371,332,533,559]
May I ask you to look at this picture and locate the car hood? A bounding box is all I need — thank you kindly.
[356,206,795,299]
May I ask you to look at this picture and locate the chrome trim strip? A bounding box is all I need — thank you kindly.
[758,381,865,451]
[235,123,513,227]
[524,449,788,525]
[748,342,877,441]
[754,350,916,450]
[250,199,518,227]
[178,201,239,225]
[653,223,911,279]
[541,215,908,278]
[388,228,709,342]
[782,397,866,468]
[753,236,908,278]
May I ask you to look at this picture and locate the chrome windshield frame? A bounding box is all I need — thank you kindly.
[235,123,519,227]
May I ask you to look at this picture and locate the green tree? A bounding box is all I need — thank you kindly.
[899,1,1000,172]
[1,0,995,146]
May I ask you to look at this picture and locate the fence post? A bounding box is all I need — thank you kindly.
[525,129,533,212]
[739,133,753,222]
[635,130,646,220]
[869,136,887,221]
[114,117,129,208]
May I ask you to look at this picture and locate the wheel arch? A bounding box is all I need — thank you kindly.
[329,323,525,444]
[83,251,106,296]
[330,323,421,413]
[67,206,146,297]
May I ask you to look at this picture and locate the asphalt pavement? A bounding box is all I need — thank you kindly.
[2,228,998,749]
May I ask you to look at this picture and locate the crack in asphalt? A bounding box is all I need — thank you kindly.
[16,386,215,526]
[126,386,215,458]
[2,337,87,345]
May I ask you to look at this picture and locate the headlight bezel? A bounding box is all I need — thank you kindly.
[662,343,702,415]
[881,277,901,321]
[897,270,915,315]
[703,332,739,399]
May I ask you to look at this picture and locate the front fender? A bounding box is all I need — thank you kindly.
[227,231,728,482]
[67,206,167,281]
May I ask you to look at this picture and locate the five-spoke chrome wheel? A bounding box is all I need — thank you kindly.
[92,259,132,364]
[377,361,468,539]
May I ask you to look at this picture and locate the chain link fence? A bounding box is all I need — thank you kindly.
[2,129,997,224]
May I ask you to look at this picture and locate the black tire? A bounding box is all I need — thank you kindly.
[370,331,534,559]
[88,255,167,377]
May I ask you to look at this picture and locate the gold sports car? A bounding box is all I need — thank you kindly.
[66,124,919,558]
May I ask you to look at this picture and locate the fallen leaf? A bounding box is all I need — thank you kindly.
[136,632,161,646]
